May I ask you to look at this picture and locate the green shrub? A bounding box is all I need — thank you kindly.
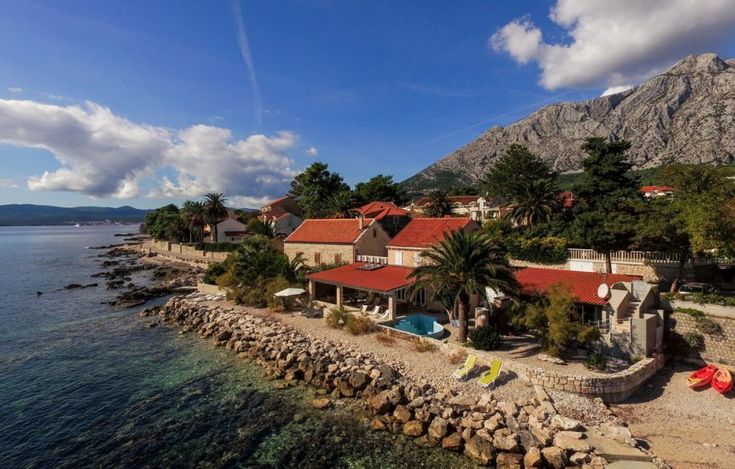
[468,326,503,351]
[688,292,735,307]
[676,307,705,320]
[506,235,568,264]
[584,352,607,371]
[265,277,291,311]
[326,307,352,329]
[203,262,226,285]
[346,314,374,335]
[683,331,704,350]
[696,317,722,336]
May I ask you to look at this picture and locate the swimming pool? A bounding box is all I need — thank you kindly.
[389,314,444,339]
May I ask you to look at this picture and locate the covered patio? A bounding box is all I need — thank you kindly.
[306,262,419,320]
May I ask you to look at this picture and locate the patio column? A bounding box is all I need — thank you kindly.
[388,294,397,321]
[308,280,316,301]
[336,285,344,308]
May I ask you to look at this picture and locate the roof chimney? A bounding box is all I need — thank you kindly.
[358,215,364,230]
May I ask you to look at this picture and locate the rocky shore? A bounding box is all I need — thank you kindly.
[143,294,660,468]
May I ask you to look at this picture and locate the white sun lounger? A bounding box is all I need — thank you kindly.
[370,305,381,316]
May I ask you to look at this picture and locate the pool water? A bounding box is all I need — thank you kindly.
[391,314,444,338]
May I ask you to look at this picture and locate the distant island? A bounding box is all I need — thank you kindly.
[0,204,151,226]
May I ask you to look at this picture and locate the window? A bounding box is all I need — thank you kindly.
[314,252,321,265]
[372,228,377,238]
[395,251,403,266]
[414,253,422,265]
[416,288,426,306]
[334,253,342,264]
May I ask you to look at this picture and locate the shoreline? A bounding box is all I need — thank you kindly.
[138,290,663,468]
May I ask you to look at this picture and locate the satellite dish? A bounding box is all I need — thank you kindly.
[597,284,610,300]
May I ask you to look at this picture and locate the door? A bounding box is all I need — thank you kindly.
[395,251,403,266]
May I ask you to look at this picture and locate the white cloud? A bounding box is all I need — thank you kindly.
[7,87,23,94]
[306,147,318,156]
[0,178,18,188]
[490,0,735,90]
[0,98,300,202]
[600,85,633,97]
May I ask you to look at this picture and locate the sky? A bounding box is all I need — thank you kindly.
[1,0,735,209]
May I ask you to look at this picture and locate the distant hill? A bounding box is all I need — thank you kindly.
[403,53,735,193]
[0,204,151,226]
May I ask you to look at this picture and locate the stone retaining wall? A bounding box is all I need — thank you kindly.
[438,342,664,403]
[666,311,735,366]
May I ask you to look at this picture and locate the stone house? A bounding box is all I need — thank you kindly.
[259,196,303,236]
[354,201,411,237]
[386,217,479,268]
[213,217,249,243]
[283,218,391,267]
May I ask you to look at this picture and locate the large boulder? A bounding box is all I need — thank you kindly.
[523,447,543,468]
[554,433,592,453]
[464,434,495,465]
[496,452,524,469]
[428,417,449,439]
[393,405,412,424]
[441,432,464,451]
[551,415,583,431]
[402,420,425,437]
[541,446,566,469]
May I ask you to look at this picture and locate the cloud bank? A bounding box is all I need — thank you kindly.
[0,98,299,203]
[490,0,735,90]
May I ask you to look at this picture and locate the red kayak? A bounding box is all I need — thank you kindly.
[686,364,718,389]
[712,367,733,394]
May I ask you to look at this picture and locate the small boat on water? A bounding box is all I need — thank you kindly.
[686,364,718,389]
[712,367,733,394]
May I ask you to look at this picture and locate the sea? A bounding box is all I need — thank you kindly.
[0,225,473,468]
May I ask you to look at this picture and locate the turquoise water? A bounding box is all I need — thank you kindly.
[0,226,472,468]
[391,314,444,338]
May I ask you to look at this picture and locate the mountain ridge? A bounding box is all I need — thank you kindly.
[0,204,151,226]
[403,53,735,192]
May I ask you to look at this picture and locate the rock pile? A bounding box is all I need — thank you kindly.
[154,295,622,467]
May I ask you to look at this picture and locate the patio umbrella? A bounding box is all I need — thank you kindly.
[274,287,306,297]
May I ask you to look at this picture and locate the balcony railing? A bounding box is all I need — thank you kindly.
[567,248,730,265]
[356,255,388,265]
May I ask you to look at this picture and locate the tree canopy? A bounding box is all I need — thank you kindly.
[353,174,408,206]
[289,162,350,218]
[569,138,640,272]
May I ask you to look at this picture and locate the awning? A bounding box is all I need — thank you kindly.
[274,287,307,297]
[307,262,415,293]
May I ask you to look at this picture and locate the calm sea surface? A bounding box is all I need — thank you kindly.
[0,225,472,468]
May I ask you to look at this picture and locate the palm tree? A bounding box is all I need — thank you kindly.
[323,191,355,218]
[248,218,277,239]
[285,252,310,283]
[181,200,205,242]
[508,178,558,226]
[425,189,452,217]
[408,230,520,343]
[203,192,228,243]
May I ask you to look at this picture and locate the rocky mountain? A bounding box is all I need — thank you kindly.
[403,53,735,192]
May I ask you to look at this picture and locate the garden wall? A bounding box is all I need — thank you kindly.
[665,310,735,366]
[437,340,665,403]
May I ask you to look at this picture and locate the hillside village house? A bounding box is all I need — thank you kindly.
[206,210,249,243]
[408,195,509,223]
[387,217,479,268]
[354,201,411,237]
[640,185,674,198]
[259,196,303,236]
[283,218,391,267]
[306,217,479,319]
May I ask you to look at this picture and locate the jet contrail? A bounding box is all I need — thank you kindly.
[232,0,262,127]
[425,90,579,144]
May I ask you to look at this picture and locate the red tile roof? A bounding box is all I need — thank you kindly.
[307,262,415,293]
[414,195,481,206]
[263,195,291,207]
[515,268,641,305]
[356,201,410,219]
[387,217,475,248]
[284,218,374,244]
[640,185,674,193]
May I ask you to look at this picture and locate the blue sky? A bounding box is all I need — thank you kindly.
[1,0,735,209]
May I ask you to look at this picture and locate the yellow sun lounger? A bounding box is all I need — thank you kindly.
[478,358,503,388]
[452,354,478,380]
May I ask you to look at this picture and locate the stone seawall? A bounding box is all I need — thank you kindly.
[146,295,627,468]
